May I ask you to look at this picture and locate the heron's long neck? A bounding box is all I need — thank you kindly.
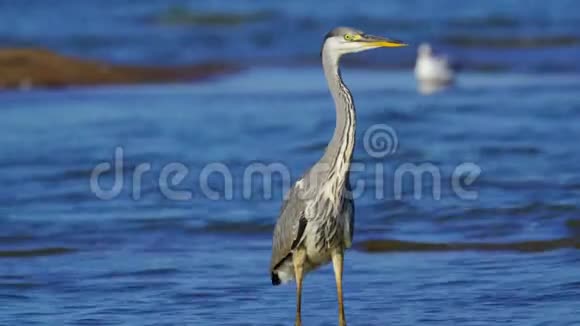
[320,51,356,181]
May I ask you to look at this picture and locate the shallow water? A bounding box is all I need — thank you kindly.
[2,1,580,325]
[1,67,580,325]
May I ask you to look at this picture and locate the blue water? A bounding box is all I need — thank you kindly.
[2,0,580,70]
[2,1,580,325]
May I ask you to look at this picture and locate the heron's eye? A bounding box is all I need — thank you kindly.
[344,34,354,41]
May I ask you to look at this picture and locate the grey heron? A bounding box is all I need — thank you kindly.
[269,27,406,326]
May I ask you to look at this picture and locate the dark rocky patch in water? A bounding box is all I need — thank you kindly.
[0,247,76,258]
[0,48,239,89]
[445,36,580,48]
[356,238,580,253]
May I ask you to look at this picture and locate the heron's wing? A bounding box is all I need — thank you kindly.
[270,182,307,272]
[341,180,355,249]
[342,197,355,248]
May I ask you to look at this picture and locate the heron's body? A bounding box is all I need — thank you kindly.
[271,176,355,284]
[269,27,405,326]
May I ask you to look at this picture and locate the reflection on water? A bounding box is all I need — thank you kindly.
[417,80,453,95]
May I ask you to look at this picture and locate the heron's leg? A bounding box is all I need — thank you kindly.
[293,248,306,326]
[331,250,346,326]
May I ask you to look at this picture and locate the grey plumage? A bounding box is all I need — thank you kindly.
[270,36,356,282]
[270,185,308,281]
[269,27,406,326]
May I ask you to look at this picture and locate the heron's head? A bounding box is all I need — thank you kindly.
[322,27,406,59]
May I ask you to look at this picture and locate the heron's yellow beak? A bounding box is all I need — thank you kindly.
[362,34,407,48]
